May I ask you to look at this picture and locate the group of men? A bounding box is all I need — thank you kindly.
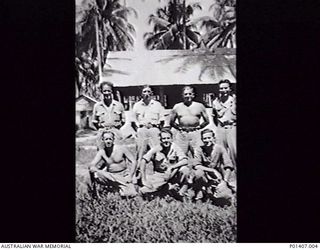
[86,80,237,202]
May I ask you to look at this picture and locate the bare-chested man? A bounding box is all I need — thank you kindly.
[89,130,138,197]
[170,85,210,156]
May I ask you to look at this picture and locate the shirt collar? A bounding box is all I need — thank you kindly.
[99,100,116,108]
[160,144,174,157]
[140,99,155,106]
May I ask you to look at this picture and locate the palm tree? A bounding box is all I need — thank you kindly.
[197,0,236,50]
[144,0,202,50]
[75,0,137,97]
[76,0,137,72]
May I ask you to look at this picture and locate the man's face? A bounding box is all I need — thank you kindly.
[219,83,231,96]
[102,133,114,148]
[202,132,215,147]
[101,84,113,100]
[160,132,172,148]
[183,87,195,104]
[141,87,152,100]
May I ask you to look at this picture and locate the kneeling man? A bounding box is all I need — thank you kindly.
[89,130,137,197]
[139,128,189,194]
[192,129,235,200]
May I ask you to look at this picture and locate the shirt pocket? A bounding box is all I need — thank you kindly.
[145,111,159,121]
[113,110,122,121]
[168,154,177,164]
[96,111,105,120]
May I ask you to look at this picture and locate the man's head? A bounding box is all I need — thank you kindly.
[101,130,115,148]
[100,81,114,101]
[160,128,173,148]
[201,128,215,147]
[218,79,231,97]
[182,85,195,105]
[141,85,153,101]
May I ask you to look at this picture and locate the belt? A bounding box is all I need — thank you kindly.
[179,127,200,133]
[219,121,236,128]
[222,125,235,129]
[98,124,121,131]
[139,124,159,129]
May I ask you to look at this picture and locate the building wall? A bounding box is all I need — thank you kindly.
[114,83,236,110]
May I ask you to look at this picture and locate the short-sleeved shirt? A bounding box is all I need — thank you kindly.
[143,143,187,173]
[212,95,236,125]
[194,144,234,171]
[132,99,165,126]
[92,100,125,128]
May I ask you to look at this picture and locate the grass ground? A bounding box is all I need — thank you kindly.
[76,134,237,243]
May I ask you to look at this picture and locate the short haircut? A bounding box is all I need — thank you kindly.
[182,85,195,93]
[141,85,153,93]
[101,130,115,140]
[99,81,114,91]
[201,128,215,138]
[218,79,231,86]
[160,128,173,138]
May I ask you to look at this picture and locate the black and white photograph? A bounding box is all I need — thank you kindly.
[75,0,237,242]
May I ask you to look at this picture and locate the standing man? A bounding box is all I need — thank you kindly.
[170,85,210,156]
[92,81,126,146]
[212,79,236,167]
[191,128,235,200]
[89,130,138,197]
[139,129,189,195]
[132,85,165,163]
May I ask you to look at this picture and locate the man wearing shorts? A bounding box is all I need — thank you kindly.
[139,129,189,195]
[89,130,137,197]
[191,129,235,200]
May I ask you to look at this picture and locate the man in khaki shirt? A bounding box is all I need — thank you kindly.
[192,128,235,201]
[212,80,236,167]
[132,85,165,162]
[139,129,189,195]
[92,81,126,147]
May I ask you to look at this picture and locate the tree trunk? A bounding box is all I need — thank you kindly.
[182,0,187,50]
[95,15,103,81]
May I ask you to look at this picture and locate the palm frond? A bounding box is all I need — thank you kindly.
[148,15,170,28]
[199,17,221,30]
[144,31,167,49]
[156,8,168,19]
[113,6,138,19]
[186,29,200,45]
[189,2,202,11]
